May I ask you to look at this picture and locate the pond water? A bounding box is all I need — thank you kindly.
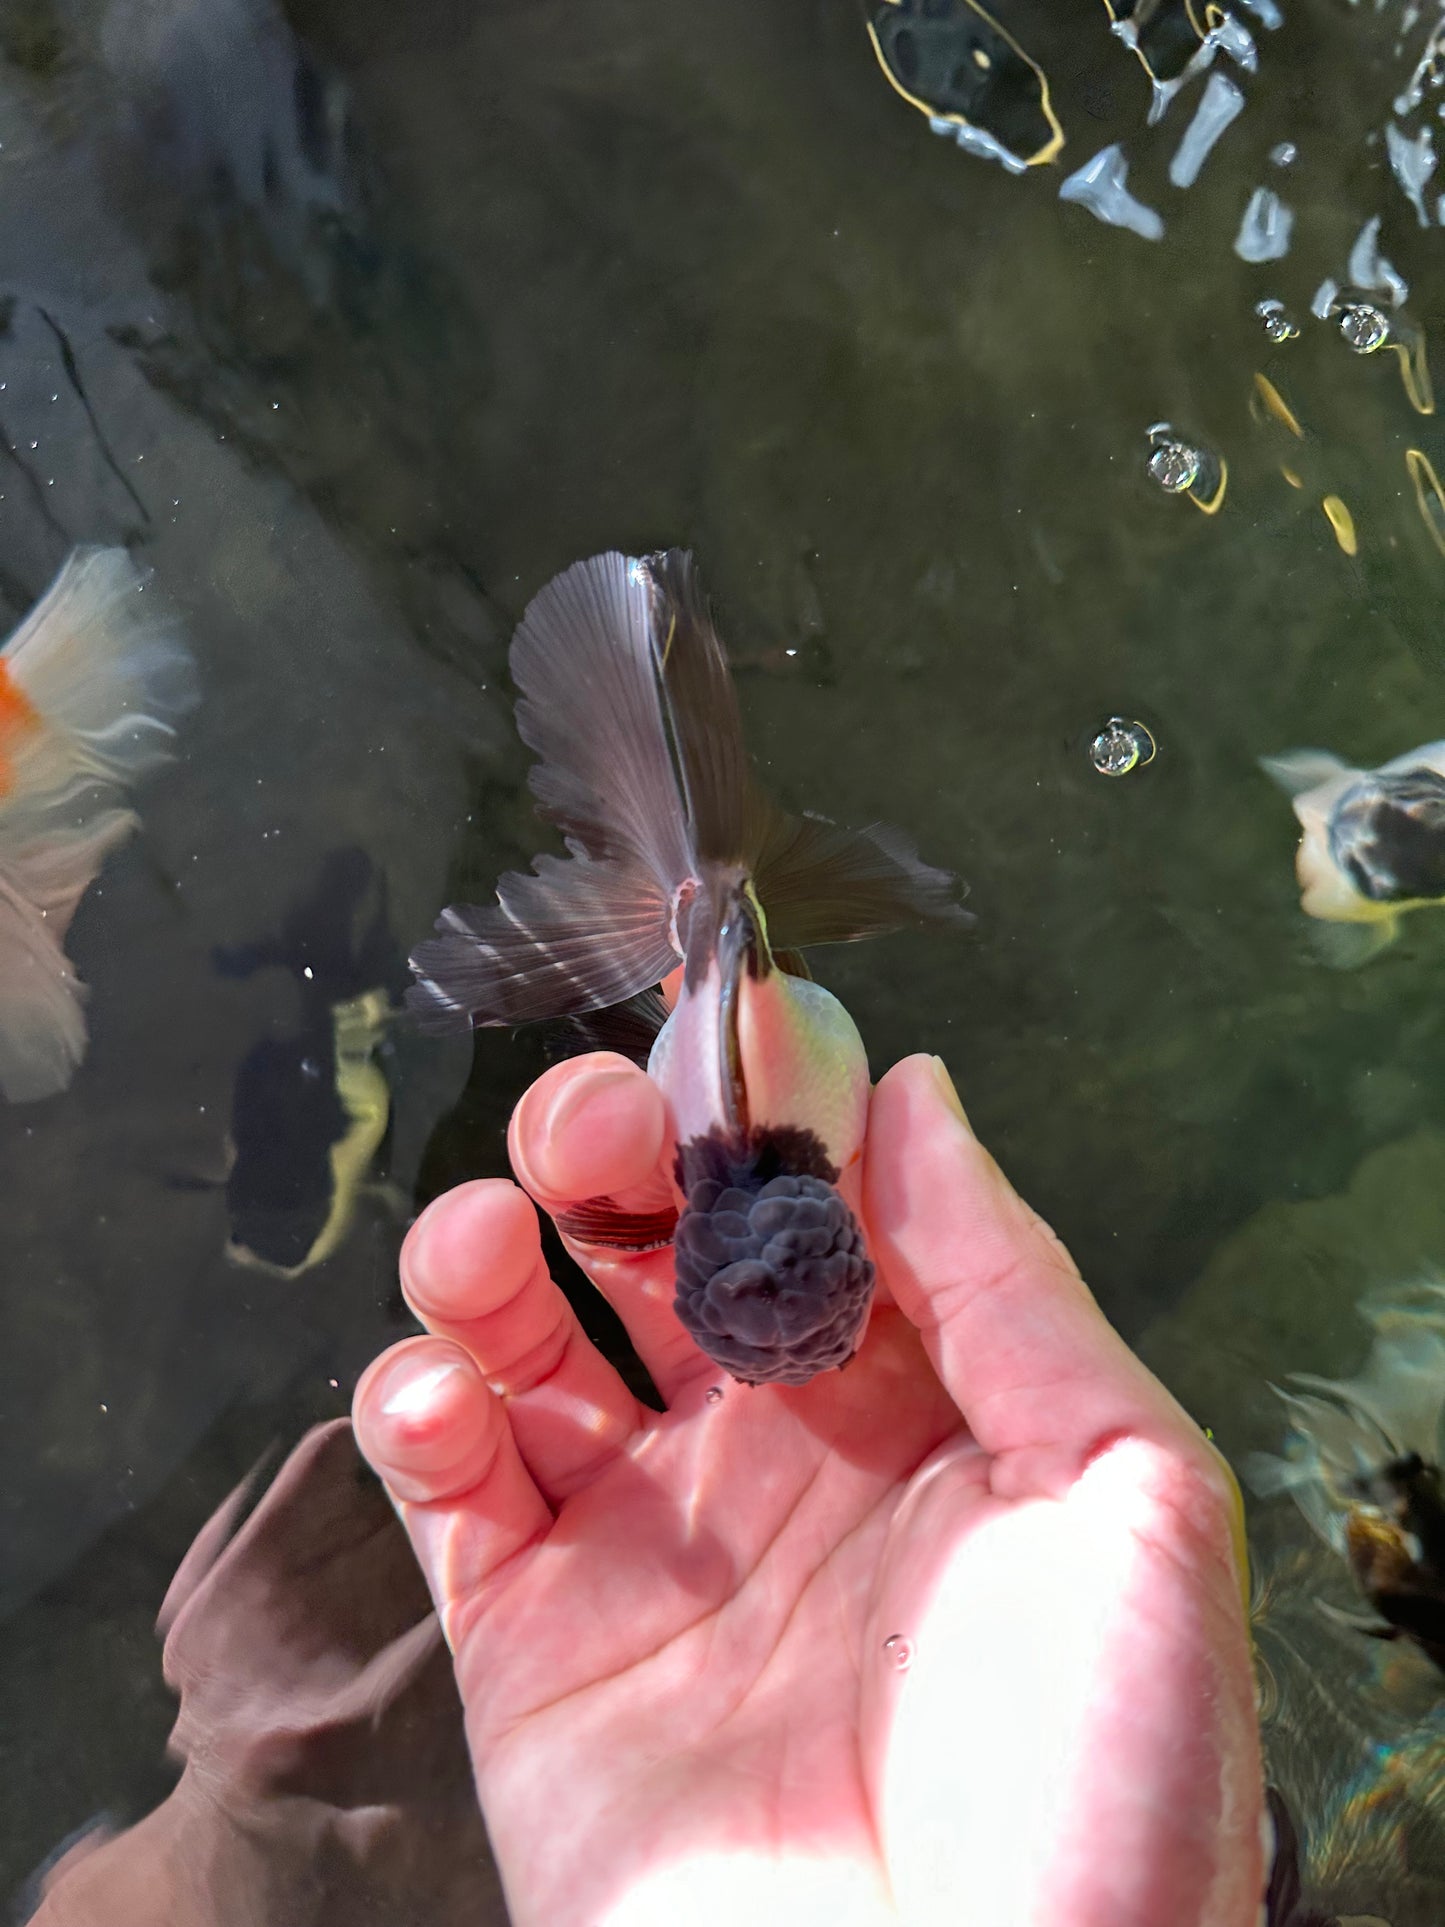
[4,0,1445,1918]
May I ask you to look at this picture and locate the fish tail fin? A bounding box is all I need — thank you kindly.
[645,550,969,945]
[753,812,971,948]
[0,547,195,806]
[644,548,761,865]
[542,985,671,1067]
[0,548,193,1103]
[0,807,140,1101]
[409,553,696,1030]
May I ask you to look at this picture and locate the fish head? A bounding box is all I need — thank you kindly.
[1284,767,1382,923]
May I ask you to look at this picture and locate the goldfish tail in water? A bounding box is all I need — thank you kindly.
[409,549,966,1030]
[409,553,688,1031]
[0,547,194,1102]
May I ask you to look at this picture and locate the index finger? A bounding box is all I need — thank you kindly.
[863,1055,1213,1502]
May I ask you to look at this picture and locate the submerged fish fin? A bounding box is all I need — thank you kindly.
[408,855,678,1031]
[754,811,970,948]
[1305,917,1397,971]
[645,551,967,940]
[1,547,195,806]
[511,551,692,887]
[542,986,671,1066]
[645,549,767,865]
[1381,738,1445,779]
[0,809,139,1101]
[411,552,694,1030]
[1259,748,1348,797]
[1314,1598,1398,1642]
[0,547,192,1104]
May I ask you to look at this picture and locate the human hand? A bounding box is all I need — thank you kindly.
[353,1052,1263,1927]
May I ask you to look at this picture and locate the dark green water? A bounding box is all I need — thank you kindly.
[4,0,1445,1916]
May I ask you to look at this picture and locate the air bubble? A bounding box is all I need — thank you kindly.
[1089,718,1157,778]
[1145,423,1226,511]
[1339,303,1390,354]
[705,1385,724,1403]
[1146,438,1200,494]
[1256,298,1299,343]
[883,1634,913,1671]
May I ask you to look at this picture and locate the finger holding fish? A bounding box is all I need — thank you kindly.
[396,1177,645,1503]
[508,1051,721,1401]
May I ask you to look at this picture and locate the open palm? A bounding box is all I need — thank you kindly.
[355,1054,1264,1927]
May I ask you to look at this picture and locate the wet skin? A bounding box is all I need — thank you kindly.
[354,1053,1263,1927]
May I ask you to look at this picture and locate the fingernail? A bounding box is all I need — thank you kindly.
[524,1063,665,1201]
[929,1055,972,1130]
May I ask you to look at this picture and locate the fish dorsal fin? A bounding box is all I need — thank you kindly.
[753,812,970,949]
[645,550,769,866]
[512,552,692,888]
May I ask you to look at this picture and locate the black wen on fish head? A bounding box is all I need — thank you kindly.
[671,1125,875,1387]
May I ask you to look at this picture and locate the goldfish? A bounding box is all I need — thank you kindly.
[1263,744,1445,965]
[1247,1282,1445,1679]
[1249,1412,1445,1923]
[0,547,192,1103]
[409,550,965,1385]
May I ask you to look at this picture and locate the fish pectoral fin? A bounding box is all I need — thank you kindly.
[408,853,679,1030]
[754,811,970,949]
[1259,748,1348,797]
[1304,917,1397,971]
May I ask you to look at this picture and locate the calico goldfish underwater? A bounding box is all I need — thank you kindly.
[0,547,192,1103]
[1264,742,1445,965]
[409,550,966,1385]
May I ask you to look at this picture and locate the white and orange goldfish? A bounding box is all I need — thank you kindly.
[409,550,965,1384]
[0,547,192,1102]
